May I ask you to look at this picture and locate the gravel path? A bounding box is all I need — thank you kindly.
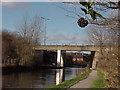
[68,70,97,89]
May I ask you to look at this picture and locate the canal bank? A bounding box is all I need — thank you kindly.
[47,69,105,89]
[69,70,97,88]
[90,70,105,88]
[47,69,92,89]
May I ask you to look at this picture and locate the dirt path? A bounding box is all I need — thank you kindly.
[68,70,97,89]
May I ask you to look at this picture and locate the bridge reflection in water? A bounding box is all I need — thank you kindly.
[56,69,64,85]
[2,68,87,88]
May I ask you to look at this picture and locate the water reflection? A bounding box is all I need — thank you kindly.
[3,68,86,88]
[55,69,64,85]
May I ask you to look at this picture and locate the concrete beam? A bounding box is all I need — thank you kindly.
[34,45,99,51]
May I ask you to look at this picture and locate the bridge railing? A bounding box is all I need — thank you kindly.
[35,45,97,47]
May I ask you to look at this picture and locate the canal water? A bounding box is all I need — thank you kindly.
[2,68,86,88]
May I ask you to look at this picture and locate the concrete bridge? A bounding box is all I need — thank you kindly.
[33,45,100,69]
[33,45,99,51]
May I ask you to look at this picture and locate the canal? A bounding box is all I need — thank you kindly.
[2,68,87,88]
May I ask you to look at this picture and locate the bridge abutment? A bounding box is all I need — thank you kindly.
[92,51,99,69]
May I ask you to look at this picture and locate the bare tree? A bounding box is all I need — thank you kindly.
[63,1,120,88]
[62,1,120,26]
[15,13,43,66]
[2,31,18,66]
[16,14,43,45]
[87,15,119,88]
[87,25,108,56]
[29,15,43,45]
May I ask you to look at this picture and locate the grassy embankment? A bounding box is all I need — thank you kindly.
[46,69,92,89]
[90,70,105,88]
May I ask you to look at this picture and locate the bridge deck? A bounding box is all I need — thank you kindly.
[33,45,99,51]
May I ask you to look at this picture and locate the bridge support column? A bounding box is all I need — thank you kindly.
[57,50,64,67]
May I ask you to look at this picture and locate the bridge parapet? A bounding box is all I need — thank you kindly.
[33,45,99,51]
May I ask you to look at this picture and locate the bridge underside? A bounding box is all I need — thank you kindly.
[33,45,98,69]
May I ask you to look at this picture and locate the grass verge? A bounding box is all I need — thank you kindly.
[90,70,105,88]
[46,69,92,89]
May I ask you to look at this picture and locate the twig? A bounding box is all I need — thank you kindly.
[65,15,79,19]
[57,5,81,18]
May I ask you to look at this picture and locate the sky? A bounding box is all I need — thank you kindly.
[2,1,114,45]
[2,2,92,45]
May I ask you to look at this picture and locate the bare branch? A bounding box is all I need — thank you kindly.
[57,5,81,18]
[65,15,78,19]
[95,2,120,9]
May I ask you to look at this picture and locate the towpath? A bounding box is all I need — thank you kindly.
[68,70,97,89]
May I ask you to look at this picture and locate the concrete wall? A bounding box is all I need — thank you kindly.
[92,51,100,69]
